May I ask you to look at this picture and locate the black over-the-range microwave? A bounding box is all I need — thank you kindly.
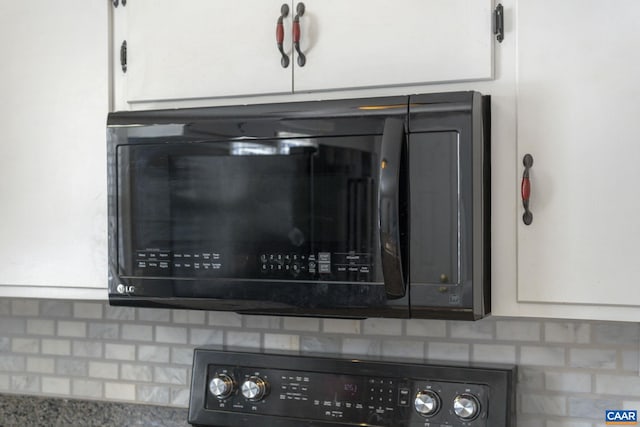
[107,92,490,320]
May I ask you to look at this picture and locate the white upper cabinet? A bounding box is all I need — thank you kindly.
[113,0,496,109]
[293,0,494,92]
[490,0,640,320]
[0,1,109,299]
[123,0,293,103]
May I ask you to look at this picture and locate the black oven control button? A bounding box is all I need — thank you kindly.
[209,374,235,400]
[241,376,269,401]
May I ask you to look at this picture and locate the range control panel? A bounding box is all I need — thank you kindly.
[188,348,516,427]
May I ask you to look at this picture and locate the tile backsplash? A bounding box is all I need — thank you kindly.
[0,298,639,426]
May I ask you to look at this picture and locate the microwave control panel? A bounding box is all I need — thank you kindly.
[132,249,374,282]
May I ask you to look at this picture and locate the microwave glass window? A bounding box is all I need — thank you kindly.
[117,137,383,283]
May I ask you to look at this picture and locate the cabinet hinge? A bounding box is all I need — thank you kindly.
[113,0,126,6]
[120,40,127,73]
[493,4,504,43]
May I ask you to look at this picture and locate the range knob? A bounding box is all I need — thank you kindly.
[453,393,481,421]
[241,376,269,401]
[209,374,234,399]
[414,390,440,417]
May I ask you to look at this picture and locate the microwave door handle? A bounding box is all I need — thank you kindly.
[379,118,406,298]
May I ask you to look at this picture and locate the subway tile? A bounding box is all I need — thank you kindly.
[72,340,103,358]
[342,338,381,356]
[88,361,119,379]
[172,310,206,325]
[496,320,541,341]
[427,342,470,362]
[405,319,447,338]
[105,382,136,401]
[88,323,119,340]
[0,318,26,335]
[568,396,620,419]
[520,393,567,416]
[56,359,88,377]
[283,317,320,332]
[517,367,545,391]
[137,385,170,404]
[10,374,39,393]
[545,372,592,393]
[27,357,55,374]
[472,344,516,364]
[121,324,153,342]
[26,319,55,336]
[209,311,242,328]
[363,318,403,336]
[154,366,188,385]
[138,308,171,323]
[73,302,103,319]
[596,374,640,397]
[57,321,87,338]
[569,349,617,369]
[190,328,223,346]
[171,347,194,365]
[171,388,191,406]
[622,350,639,372]
[0,337,8,351]
[41,339,71,356]
[105,306,136,321]
[0,300,9,315]
[520,346,565,367]
[42,377,70,395]
[0,374,8,391]
[225,331,260,348]
[40,301,72,318]
[156,326,188,344]
[72,379,102,399]
[593,323,639,345]
[623,400,640,410]
[244,315,281,330]
[105,343,136,361]
[11,300,39,317]
[323,319,361,334]
[121,363,153,382]
[449,320,494,340]
[264,333,300,351]
[11,338,39,354]
[382,340,424,359]
[0,355,26,371]
[544,322,591,344]
[138,345,170,363]
[300,336,341,354]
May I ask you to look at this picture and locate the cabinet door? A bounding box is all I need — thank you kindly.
[293,0,494,92]
[516,0,640,306]
[123,0,293,104]
[0,1,108,297]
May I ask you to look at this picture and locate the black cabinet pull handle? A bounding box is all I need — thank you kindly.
[276,4,290,68]
[521,154,533,225]
[379,118,406,298]
[293,2,306,67]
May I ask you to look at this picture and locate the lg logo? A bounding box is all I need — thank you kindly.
[116,284,135,294]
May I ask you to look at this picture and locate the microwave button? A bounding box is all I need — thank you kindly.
[318,252,331,262]
[319,263,331,274]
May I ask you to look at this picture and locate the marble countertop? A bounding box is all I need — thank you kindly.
[0,394,189,426]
